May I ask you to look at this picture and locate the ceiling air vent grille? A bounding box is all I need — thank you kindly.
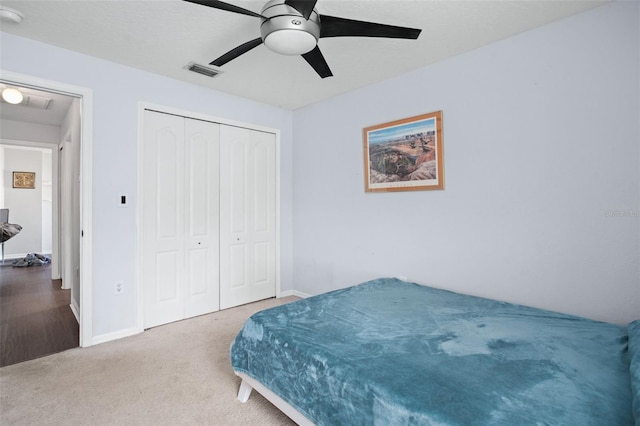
[24,95,53,110]
[185,62,224,78]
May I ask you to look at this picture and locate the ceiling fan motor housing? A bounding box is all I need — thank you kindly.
[260,0,320,55]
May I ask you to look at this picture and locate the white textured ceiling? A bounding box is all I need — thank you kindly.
[0,0,608,110]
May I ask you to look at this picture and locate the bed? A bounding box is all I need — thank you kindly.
[230,278,639,425]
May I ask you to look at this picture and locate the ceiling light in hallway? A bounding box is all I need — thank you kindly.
[2,88,24,105]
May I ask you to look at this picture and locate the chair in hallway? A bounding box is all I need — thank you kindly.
[0,209,18,264]
[0,209,7,263]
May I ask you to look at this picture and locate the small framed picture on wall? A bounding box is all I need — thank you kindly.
[12,171,36,189]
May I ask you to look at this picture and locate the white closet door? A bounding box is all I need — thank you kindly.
[143,111,221,328]
[220,126,276,309]
[184,118,220,318]
[143,111,186,328]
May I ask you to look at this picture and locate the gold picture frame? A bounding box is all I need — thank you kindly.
[363,111,444,192]
[13,172,36,189]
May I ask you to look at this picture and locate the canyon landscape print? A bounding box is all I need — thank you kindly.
[368,130,437,183]
[364,112,443,192]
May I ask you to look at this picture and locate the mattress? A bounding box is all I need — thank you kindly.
[230,278,636,425]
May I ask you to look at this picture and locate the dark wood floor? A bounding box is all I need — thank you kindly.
[0,263,79,367]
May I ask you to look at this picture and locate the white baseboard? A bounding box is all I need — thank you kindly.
[91,327,142,346]
[279,289,312,299]
[2,252,52,260]
[2,252,28,261]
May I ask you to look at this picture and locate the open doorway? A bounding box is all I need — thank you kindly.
[0,73,91,364]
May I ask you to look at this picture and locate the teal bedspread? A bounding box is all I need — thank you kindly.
[230,278,636,425]
[629,320,640,423]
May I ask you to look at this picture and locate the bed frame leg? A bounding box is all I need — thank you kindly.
[237,379,253,403]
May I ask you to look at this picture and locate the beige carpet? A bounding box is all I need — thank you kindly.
[0,297,299,425]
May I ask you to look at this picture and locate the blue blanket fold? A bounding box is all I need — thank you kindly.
[231,278,634,425]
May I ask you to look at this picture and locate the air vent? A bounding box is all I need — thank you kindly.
[24,95,53,110]
[184,62,224,78]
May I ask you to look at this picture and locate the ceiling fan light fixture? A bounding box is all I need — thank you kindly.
[194,0,422,78]
[260,3,320,56]
[264,29,317,55]
[2,88,24,104]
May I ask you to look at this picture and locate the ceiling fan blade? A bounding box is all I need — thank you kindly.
[284,0,318,20]
[320,15,421,39]
[302,46,333,79]
[210,38,263,67]
[184,0,265,19]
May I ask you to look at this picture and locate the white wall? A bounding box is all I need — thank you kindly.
[41,150,52,253]
[292,1,639,324]
[1,33,294,339]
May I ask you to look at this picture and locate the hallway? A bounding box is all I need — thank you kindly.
[0,263,78,367]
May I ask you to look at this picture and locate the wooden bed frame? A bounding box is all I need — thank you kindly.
[235,372,313,426]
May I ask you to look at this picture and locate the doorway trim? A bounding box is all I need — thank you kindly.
[136,101,281,332]
[1,70,94,347]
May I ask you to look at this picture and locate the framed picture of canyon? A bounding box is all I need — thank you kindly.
[363,111,444,192]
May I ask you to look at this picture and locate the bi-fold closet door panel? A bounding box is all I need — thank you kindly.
[219,126,276,310]
[184,118,220,319]
[142,110,220,329]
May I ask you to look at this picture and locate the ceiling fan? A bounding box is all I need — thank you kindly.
[184,0,422,78]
